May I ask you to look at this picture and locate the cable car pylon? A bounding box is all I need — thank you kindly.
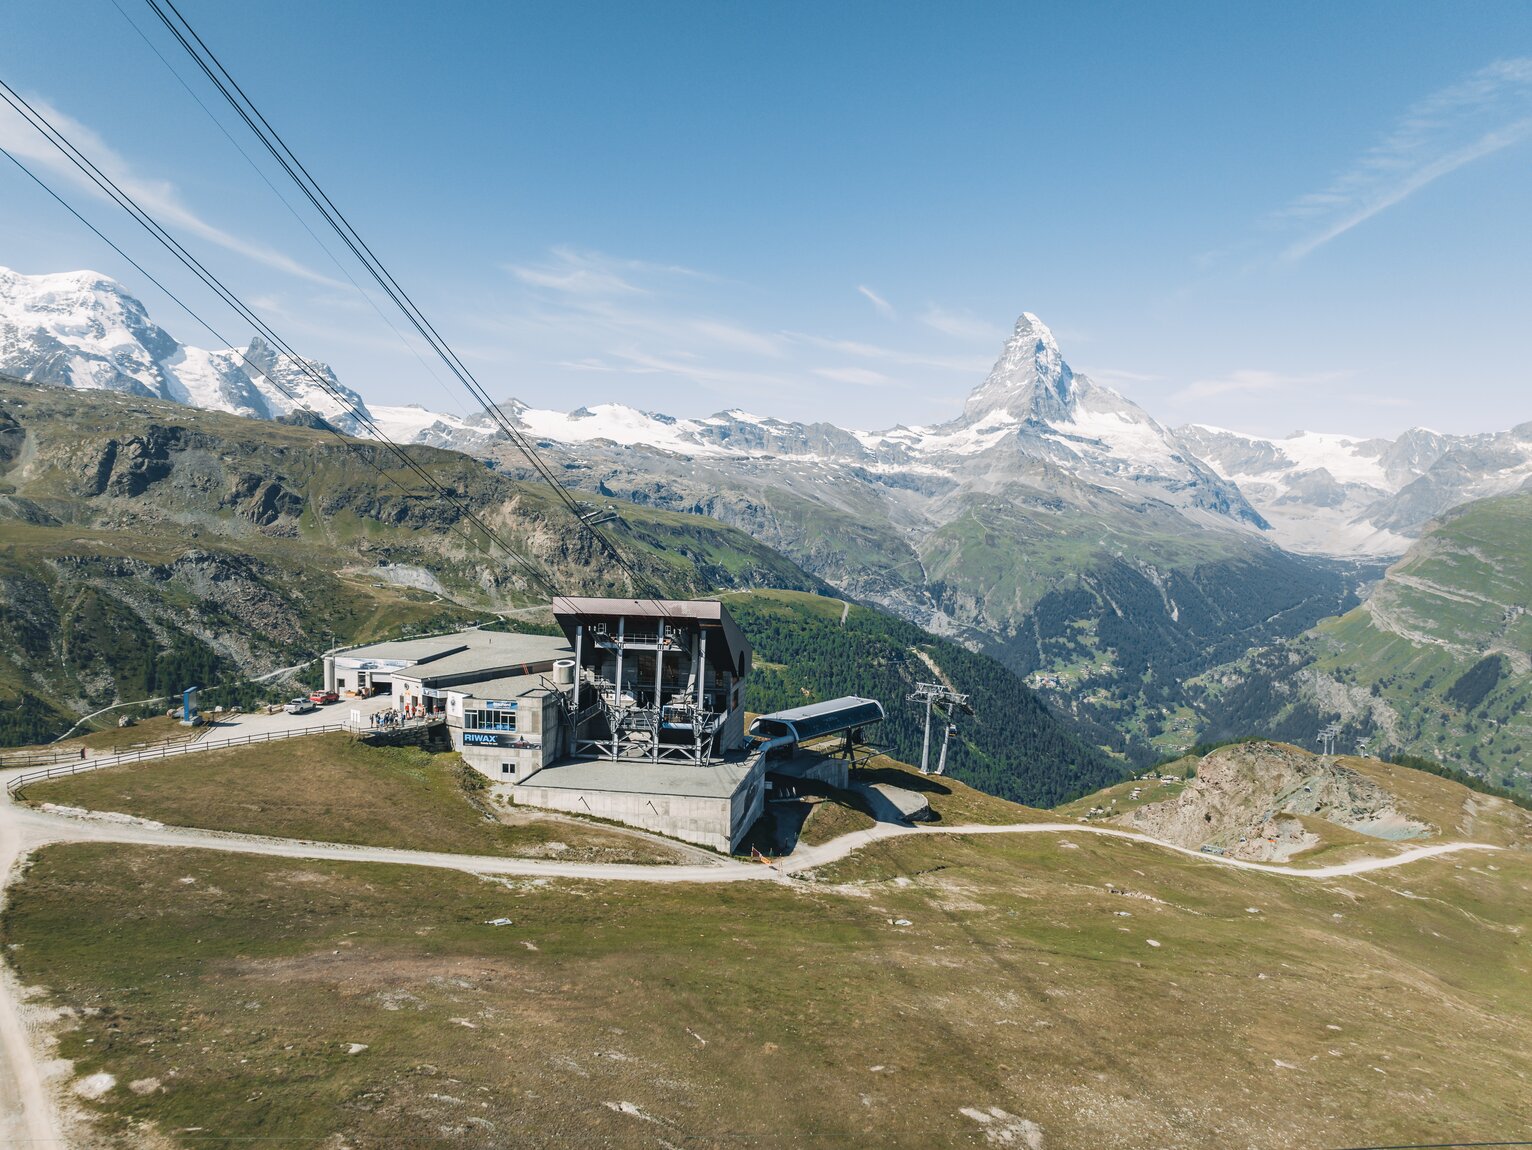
[907,681,974,775]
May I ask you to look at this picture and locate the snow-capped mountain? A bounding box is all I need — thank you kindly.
[6,263,1527,561]
[0,266,370,433]
[853,313,1264,527]
[377,311,1265,532]
[1177,422,1532,555]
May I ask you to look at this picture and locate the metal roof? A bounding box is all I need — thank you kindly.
[392,635,573,687]
[749,696,885,743]
[551,596,752,677]
[339,630,570,674]
[332,635,472,664]
[448,670,558,701]
[389,640,576,682]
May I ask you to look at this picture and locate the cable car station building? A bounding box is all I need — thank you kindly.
[331,597,764,851]
[331,597,889,853]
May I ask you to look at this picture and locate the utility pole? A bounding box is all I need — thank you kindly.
[907,682,974,775]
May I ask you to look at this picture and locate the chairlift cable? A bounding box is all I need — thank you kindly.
[143,0,676,608]
[0,104,556,597]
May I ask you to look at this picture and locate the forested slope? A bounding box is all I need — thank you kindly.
[724,589,1125,806]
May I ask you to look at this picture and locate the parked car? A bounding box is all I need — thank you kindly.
[309,689,339,705]
[283,697,316,715]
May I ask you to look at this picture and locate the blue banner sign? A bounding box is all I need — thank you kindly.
[462,731,539,749]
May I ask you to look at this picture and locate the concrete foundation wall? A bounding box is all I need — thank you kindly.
[786,757,849,789]
[511,785,736,852]
[458,743,544,781]
[728,768,765,846]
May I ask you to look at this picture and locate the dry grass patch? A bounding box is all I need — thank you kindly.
[1345,755,1532,848]
[3,716,208,759]
[6,837,1531,1149]
[21,734,683,864]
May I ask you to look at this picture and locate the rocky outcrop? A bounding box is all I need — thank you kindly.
[1117,742,1432,861]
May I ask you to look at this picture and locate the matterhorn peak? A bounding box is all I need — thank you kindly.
[962,310,1077,424]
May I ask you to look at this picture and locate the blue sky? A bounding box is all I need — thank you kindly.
[2,0,1529,436]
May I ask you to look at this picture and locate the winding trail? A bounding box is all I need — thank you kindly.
[0,785,1506,1148]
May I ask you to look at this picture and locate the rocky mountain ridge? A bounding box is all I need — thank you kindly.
[1117,742,1433,862]
[7,264,1528,564]
[0,267,371,433]
[0,265,1378,762]
[1177,422,1532,557]
[0,376,825,742]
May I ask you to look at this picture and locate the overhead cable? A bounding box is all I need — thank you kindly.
[0,87,556,597]
[143,0,674,604]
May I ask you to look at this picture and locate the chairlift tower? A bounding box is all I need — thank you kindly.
[907,681,974,775]
[1317,722,1341,757]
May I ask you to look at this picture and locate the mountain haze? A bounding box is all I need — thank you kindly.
[8,263,1529,771]
[0,266,1370,761]
[1195,489,1532,794]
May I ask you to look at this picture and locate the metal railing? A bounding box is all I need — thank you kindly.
[1,719,224,770]
[5,722,351,795]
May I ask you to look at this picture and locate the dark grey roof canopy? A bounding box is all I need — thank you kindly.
[748,696,886,744]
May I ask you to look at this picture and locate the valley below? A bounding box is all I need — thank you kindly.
[3,268,1531,1150]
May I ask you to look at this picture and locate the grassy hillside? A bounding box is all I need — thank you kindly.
[723,588,1125,806]
[17,734,684,864]
[0,379,823,743]
[1193,491,1532,794]
[8,834,1530,1148]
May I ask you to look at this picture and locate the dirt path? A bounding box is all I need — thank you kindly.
[0,789,1506,1146]
[911,646,952,686]
[0,798,65,1150]
[782,819,1500,879]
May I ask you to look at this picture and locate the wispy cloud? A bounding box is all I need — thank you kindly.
[1173,368,1351,403]
[857,284,894,316]
[690,318,783,358]
[473,245,1004,420]
[606,348,799,396]
[0,94,343,288]
[787,332,991,375]
[1081,366,1162,387]
[919,305,1006,342]
[812,365,892,386]
[1275,57,1532,260]
[503,246,718,298]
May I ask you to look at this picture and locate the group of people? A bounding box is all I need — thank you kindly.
[367,703,432,729]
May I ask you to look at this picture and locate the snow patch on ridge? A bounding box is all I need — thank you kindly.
[518,403,730,455]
